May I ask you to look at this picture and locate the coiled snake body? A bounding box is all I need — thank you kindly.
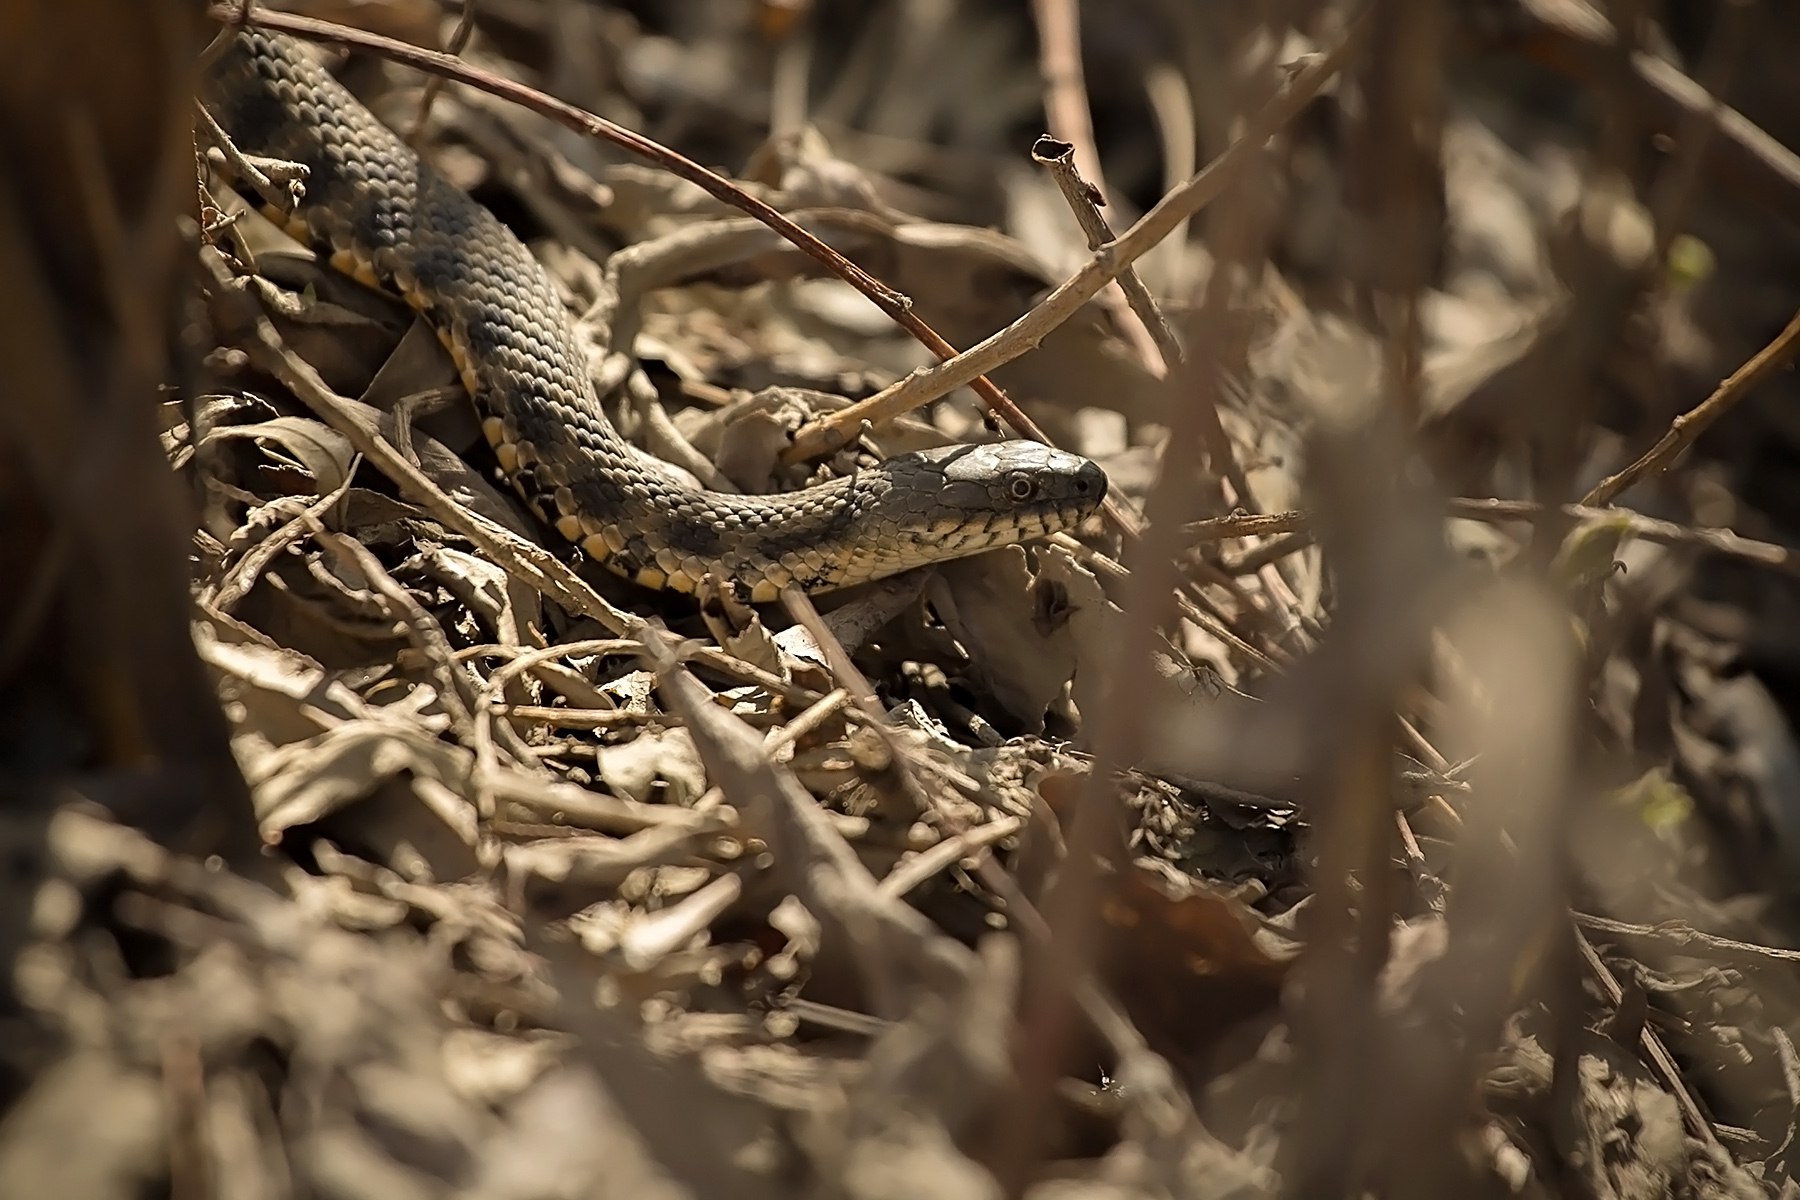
[203,31,1107,600]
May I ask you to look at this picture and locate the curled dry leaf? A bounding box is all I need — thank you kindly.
[358,317,465,417]
[200,412,359,500]
[932,549,1080,734]
[594,727,711,807]
[703,390,814,493]
[1095,862,1298,1065]
[250,720,470,840]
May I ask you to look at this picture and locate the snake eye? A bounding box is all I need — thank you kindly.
[1007,474,1037,502]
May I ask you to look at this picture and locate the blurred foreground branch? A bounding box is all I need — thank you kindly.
[0,0,258,1013]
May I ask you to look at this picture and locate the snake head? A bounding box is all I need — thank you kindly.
[879,440,1108,562]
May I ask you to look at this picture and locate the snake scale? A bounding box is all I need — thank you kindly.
[202,30,1108,600]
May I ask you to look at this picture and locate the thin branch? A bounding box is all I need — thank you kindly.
[1644,0,1757,262]
[1583,304,1800,506]
[406,0,479,144]
[1451,496,1798,573]
[1187,496,1799,574]
[1032,135,1182,369]
[1027,0,1166,370]
[1494,0,1800,232]
[1577,912,1800,972]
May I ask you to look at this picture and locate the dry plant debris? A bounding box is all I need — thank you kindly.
[6,0,1800,1197]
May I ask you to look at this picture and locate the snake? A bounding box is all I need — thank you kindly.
[201,29,1108,601]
